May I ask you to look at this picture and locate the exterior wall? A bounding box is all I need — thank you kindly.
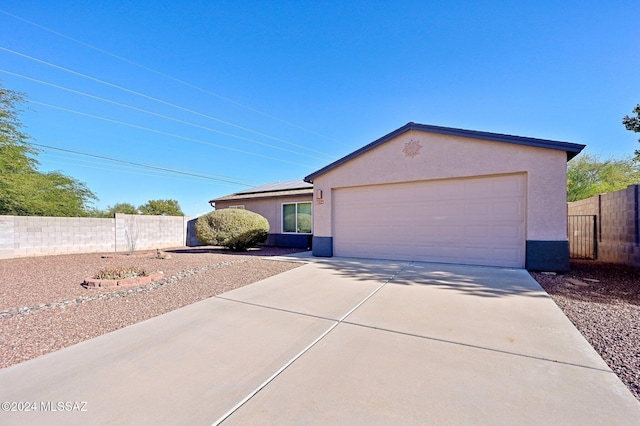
[311,130,569,269]
[568,185,640,267]
[114,214,188,252]
[215,195,313,248]
[0,214,193,259]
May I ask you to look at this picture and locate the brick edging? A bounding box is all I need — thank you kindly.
[83,272,165,288]
[1,259,249,319]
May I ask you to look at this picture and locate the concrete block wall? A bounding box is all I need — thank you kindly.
[568,185,640,267]
[598,186,639,266]
[7,216,116,258]
[115,214,189,252]
[0,216,16,259]
[567,196,599,216]
[0,214,195,259]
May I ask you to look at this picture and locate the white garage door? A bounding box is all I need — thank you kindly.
[333,174,525,268]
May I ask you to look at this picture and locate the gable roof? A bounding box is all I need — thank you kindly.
[305,122,585,183]
[209,180,313,204]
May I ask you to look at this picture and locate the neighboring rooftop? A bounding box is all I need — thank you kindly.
[210,180,313,204]
[235,180,313,195]
[305,122,586,183]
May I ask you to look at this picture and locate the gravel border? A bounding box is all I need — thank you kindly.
[530,260,640,402]
[3,250,638,404]
[0,247,304,369]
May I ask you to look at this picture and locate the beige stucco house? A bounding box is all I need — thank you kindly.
[304,122,584,271]
[209,180,313,248]
[210,123,584,271]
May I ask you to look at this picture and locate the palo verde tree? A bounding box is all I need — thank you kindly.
[567,153,640,202]
[0,82,97,216]
[622,104,640,161]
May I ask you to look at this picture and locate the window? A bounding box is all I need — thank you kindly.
[282,202,312,234]
[228,205,245,209]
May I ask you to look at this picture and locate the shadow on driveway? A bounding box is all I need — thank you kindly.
[298,256,548,299]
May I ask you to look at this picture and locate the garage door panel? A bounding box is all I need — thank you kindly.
[464,202,493,216]
[333,175,526,268]
[465,225,491,238]
[494,225,522,239]
[492,201,523,217]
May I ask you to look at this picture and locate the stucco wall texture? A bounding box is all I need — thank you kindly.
[0,213,192,259]
[312,130,568,242]
[215,195,313,235]
[568,185,640,267]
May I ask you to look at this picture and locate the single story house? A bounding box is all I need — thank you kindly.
[209,180,313,249]
[211,122,585,271]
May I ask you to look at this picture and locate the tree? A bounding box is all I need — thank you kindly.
[0,82,97,216]
[622,104,640,161]
[567,153,640,201]
[138,199,184,216]
[91,202,139,217]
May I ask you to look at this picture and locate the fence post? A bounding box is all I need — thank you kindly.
[593,214,598,259]
[635,184,639,246]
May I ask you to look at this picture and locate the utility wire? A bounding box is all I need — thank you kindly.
[31,142,255,187]
[0,8,337,142]
[0,46,335,160]
[29,100,319,168]
[39,152,240,184]
[39,149,252,185]
[40,156,230,185]
[0,69,329,161]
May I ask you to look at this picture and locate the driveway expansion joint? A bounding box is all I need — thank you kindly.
[340,320,614,374]
[214,296,337,323]
[212,261,414,425]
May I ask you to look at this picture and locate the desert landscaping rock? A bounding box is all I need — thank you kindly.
[1,251,638,406]
[0,247,303,368]
[531,259,640,402]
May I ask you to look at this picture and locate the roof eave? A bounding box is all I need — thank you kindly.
[209,189,314,203]
[305,122,586,182]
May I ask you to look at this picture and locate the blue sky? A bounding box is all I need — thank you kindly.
[1,1,638,216]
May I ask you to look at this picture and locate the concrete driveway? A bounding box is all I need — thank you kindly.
[1,256,639,425]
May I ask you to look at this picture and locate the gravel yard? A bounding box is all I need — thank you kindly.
[531,260,640,402]
[0,247,304,369]
[2,250,639,404]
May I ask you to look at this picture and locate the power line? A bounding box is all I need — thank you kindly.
[29,100,319,168]
[0,69,330,161]
[39,141,257,186]
[0,7,337,142]
[0,46,335,160]
[31,142,255,187]
[40,155,232,185]
[39,152,240,184]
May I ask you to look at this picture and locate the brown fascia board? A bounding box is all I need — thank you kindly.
[304,122,586,183]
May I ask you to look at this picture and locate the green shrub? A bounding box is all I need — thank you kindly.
[195,209,269,251]
[94,266,147,280]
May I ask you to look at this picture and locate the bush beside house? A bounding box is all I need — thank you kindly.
[195,209,269,251]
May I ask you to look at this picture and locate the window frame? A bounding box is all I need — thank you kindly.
[281,201,313,234]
